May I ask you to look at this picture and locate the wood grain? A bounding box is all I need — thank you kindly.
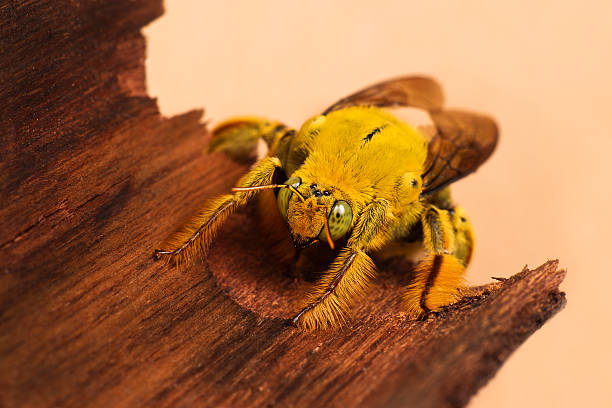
[0,1,566,407]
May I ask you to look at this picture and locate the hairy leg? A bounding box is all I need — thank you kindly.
[293,248,376,330]
[449,206,474,266]
[292,199,390,330]
[154,156,281,265]
[403,204,473,318]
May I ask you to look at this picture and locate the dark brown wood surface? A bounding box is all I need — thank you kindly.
[0,1,566,407]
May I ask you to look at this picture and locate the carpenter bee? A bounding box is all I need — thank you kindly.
[154,76,498,330]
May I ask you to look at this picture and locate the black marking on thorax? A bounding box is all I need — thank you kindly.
[361,125,385,145]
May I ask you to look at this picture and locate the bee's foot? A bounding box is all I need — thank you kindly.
[153,249,171,261]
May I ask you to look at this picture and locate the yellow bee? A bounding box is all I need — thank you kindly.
[154,76,498,330]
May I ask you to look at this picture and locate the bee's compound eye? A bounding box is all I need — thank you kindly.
[277,177,301,221]
[288,177,302,189]
[320,200,353,241]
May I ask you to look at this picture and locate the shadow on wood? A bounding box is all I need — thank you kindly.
[0,1,566,407]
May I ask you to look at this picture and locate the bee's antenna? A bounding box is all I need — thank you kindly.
[291,187,306,202]
[232,184,284,192]
[232,184,305,202]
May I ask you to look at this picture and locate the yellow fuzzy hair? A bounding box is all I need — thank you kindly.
[295,249,376,330]
[422,207,454,254]
[450,206,475,266]
[155,157,280,266]
[155,195,236,266]
[403,253,466,318]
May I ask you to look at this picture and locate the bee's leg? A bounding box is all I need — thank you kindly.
[448,206,475,266]
[292,200,389,330]
[209,117,294,163]
[403,205,471,318]
[154,156,282,265]
[292,248,376,330]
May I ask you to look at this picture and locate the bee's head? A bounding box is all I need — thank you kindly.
[276,176,353,249]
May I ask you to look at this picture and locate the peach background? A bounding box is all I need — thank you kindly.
[143,1,611,406]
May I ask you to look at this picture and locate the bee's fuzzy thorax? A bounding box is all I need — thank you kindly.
[296,107,428,209]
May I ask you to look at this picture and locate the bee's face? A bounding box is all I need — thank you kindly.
[277,176,353,248]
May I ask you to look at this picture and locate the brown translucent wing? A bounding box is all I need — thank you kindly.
[421,110,499,196]
[322,76,445,115]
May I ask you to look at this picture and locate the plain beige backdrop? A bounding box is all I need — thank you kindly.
[144,1,612,406]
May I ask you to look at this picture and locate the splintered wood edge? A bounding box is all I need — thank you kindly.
[202,254,567,408]
[379,259,567,408]
[442,259,566,317]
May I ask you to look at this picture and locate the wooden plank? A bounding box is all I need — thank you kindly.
[0,1,566,407]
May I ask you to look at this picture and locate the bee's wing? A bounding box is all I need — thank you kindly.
[421,110,499,196]
[323,76,444,115]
